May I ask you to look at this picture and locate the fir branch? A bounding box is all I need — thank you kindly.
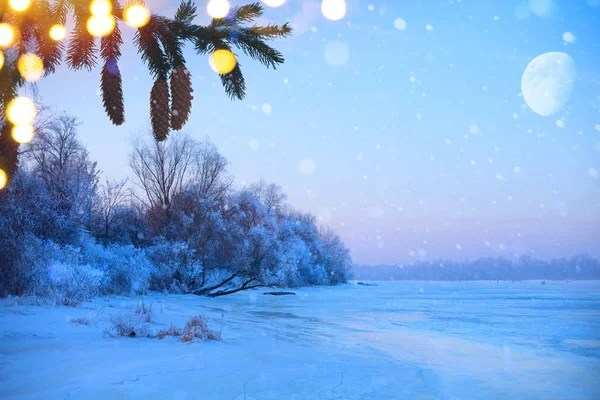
[220,62,245,100]
[66,1,97,71]
[229,3,263,23]
[235,28,285,68]
[50,0,71,25]
[100,19,123,61]
[154,15,186,67]
[174,1,197,24]
[134,15,170,80]
[250,23,292,39]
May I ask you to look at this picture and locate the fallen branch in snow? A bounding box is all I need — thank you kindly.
[263,291,296,296]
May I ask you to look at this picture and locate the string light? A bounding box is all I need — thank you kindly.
[206,0,230,19]
[17,53,44,82]
[0,169,7,190]
[124,4,151,28]
[90,0,112,16]
[6,97,36,126]
[49,25,67,41]
[9,0,31,12]
[209,49,237,74]
[11,124,35,144]
[0,24,16,48]
[87,15,116,37]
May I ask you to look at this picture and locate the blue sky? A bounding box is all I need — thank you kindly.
[35,0,600,265]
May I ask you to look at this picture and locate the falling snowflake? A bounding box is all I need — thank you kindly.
[262,103,272,115]
[248,138,259,151]
[394,18,407,31]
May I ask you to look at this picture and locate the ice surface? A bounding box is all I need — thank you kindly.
[1,281,599,399]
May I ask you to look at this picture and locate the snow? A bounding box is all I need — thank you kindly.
[562,32,577,44]
[2,282,599,399]
[261,103,272,115]
[298,158,316,175]
[394,18,407,31]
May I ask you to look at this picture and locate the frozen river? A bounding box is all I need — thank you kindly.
[1,281,599,399]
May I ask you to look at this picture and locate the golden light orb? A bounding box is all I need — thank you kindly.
[206,0,230,19]
[209,49,237,75]
[87,15,116,37]
[0,24,16,48]
[90,0,112,16]
[49,24,67,41]
[9,0,31,12]
[0,169,7,190]
[124,4,151,28]
[321,0,346,21]
[6,97,36,126]
[17,53,44,82]
[11,124,35,144]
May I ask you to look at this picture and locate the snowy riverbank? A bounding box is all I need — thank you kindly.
[1,281,599,399]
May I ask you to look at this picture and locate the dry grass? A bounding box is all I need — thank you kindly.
[104,312,151,338]
[179,315,221,343]
[135,297,153,323]
[156,323,182,339]
[70,306,105,326]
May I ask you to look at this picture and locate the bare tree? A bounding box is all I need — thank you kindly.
[23,114,99,238]
[129,132,197,234]
[95,179,129,246]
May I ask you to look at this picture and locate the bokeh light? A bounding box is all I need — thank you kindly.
[124,4,151,28]
[9,0,31,12]
[261,0,286,6]
[207,0,230,19]
[6,97,36,126]
[11,124,35,144]
[209,49,237,74]
[0,169,7,190]
[0,24,16,48]
[17,53,44,82]
[49,24,67,41]
[321,0,346,21]
[87,15,116,37]
[90,0,112,16]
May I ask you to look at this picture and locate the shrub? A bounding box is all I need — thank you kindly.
[146,239,203,293]
[104,312,151,338]
[81,238,153,295]
[156,323,182,339]
[179,315,221,343]
[33,259,104,306]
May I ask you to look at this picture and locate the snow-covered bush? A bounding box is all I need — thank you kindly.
[104,312,151,338]
[81,238,153,295]
[146,239,203,293]
[35,261,104,306]
[179,315,221,343]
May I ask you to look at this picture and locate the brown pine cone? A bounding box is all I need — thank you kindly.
[101,59,125,126]
[150,79,170,141]
[170,65,193,131]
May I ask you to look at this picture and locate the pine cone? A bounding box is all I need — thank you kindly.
[0,124,19,188]
[170,65,193,131]
[101,59,125,126]
[150,79,170,141]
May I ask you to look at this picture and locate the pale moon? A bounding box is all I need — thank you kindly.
[521,52,576,117]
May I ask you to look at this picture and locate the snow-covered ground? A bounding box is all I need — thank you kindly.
[1,281,599,399]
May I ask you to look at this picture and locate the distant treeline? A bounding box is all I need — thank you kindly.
[353,255,600,281]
